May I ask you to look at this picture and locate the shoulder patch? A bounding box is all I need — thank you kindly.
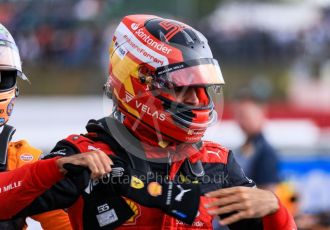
[64,134,114,155]
[64,134,94,145]
[201,141,229,164]
[19,153,34,162]
[7,140,42,170]
[66,134,86,143]
[64,134,95,153]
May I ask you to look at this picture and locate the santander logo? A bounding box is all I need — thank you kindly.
[134,28,172,54]
[131,23,140,31]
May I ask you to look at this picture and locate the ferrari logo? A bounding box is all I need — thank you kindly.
[130,176,144,189]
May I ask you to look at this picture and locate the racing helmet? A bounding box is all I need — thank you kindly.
[0,24,27,126]
[105,15,224,144]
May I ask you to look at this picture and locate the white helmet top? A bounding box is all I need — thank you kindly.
[0,23,27,80]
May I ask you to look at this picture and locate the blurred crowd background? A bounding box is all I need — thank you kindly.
[1,0,330,229]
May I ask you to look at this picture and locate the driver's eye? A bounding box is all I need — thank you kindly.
[174,87,184,94]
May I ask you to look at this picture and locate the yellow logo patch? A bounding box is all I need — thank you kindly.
[147,182,162,197]
[130,176,144,189]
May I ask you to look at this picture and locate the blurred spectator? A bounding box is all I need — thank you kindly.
[232,88,280,190]
[274,182,299,217]
[295,211,330,230]
[1,1,105,68]
[214,89,283,230]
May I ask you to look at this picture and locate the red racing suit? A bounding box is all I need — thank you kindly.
[0,139,71,229]
[0,157,63,220]
[12,118,296,230]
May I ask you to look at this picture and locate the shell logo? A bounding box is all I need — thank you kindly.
[20,153,34,162]
[147,182,162,197]
[124,198,141,225]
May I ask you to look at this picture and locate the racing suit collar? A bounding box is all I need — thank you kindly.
[123,116,202,162]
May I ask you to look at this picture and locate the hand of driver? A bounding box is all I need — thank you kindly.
[56,150,113,179]
[204,186,279,226]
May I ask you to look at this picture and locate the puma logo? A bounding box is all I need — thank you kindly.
[207,150,221,159]
[175,185,191,202]
[88,145,100,151]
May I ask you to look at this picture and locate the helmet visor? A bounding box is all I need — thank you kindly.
[154,58,224,89]
[0,70,17,91]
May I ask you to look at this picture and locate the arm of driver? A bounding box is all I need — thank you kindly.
[56,150,113,179]
[204,186,296,229]
[0,157,64,219]
[0,150,112,219]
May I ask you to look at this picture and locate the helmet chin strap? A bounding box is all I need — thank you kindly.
[0,124,16,171]
[113,110,171,148]
[15,86,19,97]
[112,109,125,123]
[117,108,172,148]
